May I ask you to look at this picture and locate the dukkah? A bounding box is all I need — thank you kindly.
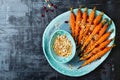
[53,34,72,57]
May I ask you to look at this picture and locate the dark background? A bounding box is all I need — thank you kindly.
[0,0,120,80]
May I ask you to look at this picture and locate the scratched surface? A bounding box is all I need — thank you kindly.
[0,0,120,80]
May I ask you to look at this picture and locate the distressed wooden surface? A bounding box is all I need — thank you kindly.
[0,0,120,80]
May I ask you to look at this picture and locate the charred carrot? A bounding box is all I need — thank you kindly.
[79,45,114,68]
[75,6,82,40]
[88,7,96,24]
[80,38,114,60]
[93,12,104,25]
[81,18,107,51]
[70,8,76,38]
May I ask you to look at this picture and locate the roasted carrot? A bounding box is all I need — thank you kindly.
[70,8,76,38]
[83,7,96,41]
[81,24,91,43]
[81,18,107,51]
[88,7,96,24]
[81,25,94,46]
[82,34,98,53]
[83,37,95,52]
[93,12,104,25]
[78,25,86,45]
[78,7,88,44]
[95,29,113,45]
[89,12,104,33]
[79,45,114,68]
[80,38,114,60]
[92,18,107,36]
[97,20,112,39]
[81,6,96,43]
[81,35,89,45]
[75,6,82,40]
[80,33,93,51]
[82,20,110,53]
[81,7,88,24]
[82,7,96,44]
[84,29,113,54]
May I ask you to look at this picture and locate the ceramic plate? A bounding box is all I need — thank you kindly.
[42,8,116,77]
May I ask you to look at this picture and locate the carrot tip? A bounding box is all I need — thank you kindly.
[108,20,112,25]
[80,48,84,52]
[77,65,82,69]
[100,12,104,15]
[79,5,82,9]
[84,7,88,11]
[93,6,96,11]
[80,57,84,60]
[112,44,116,47]
[102,18,108,24]
[109,44,116,48]
[80,53,83,57]
[104,18,108,21]
[110,29,114,33]
[70,7,73,12]
[111,37,115,40]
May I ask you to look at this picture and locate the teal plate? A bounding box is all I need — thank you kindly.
[42,8,116,77]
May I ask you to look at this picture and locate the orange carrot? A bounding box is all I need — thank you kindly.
[80,33,93,51]
[88,7,96,24]
[81,24,94,46]
[83,34,98,53]
[93,12,104,25]
[70,8,76,38]
[83,7,96,42]
[81,7,88,24]
[84,29,113,54]
[91,18,107,36]
[98,20,112,39]
[82,6,96,44]
[82,20,110,53]
[83,38,95,52]
[81,18,107,51]
[95,29,113,45]
[78,25,86,45]
[78,7,88,44]
[81,24,91,42]
[81,35,89,45]
[79,45,114,67]
[80,38,114,60]
[75,6,82,40]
